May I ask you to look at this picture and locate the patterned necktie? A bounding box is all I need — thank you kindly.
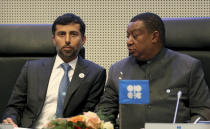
[56,63,71,118]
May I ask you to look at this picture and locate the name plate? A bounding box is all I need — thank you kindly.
[145,123,210,129]
[119,80,149,104]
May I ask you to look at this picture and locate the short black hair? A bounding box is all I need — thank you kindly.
[52,13,86,37]
[130,12,165,44]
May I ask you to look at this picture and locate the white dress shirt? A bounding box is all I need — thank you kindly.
[34,55,78,129]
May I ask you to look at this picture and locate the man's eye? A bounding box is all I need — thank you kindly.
[132,34,137,39]
[70,32,79,37]
[57,32,66,36]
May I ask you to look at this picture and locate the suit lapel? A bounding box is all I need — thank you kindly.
[38,57,55,103]
[63,57,88,109]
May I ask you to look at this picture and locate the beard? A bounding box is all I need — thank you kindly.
[58,45,79,60]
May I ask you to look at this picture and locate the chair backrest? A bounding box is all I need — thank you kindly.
[0,24,85,119]
[164,17,210,88]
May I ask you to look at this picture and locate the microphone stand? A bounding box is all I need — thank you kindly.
[173,91,182,124]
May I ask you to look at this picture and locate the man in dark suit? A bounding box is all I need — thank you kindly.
[96,12,210,129]
[2,13,106,128]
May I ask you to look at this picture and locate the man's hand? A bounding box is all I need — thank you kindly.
[2,117,18,127]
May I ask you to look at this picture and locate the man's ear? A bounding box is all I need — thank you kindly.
[52,35,56,46]
[81,35,86,45]
[151,31,159,44]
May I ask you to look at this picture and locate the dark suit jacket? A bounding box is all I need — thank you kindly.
[97,48,210,129]
[2,56,106,128]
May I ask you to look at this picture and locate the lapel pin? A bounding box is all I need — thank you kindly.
[118,72,123,80]
[79,73,85,78]
[166,89,170,94]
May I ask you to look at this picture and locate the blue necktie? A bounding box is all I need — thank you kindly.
[56,63,71,117]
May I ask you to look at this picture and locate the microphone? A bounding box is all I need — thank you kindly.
[173,90,182,124]
[193,117,201,124]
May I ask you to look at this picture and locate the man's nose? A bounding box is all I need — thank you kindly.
[65,35,70,45]
[127,36,133,46]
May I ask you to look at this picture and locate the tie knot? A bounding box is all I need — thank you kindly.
[61,63,71,72]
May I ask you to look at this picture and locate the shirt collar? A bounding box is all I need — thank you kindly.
[54,55,78,70]
[147,47,166,64]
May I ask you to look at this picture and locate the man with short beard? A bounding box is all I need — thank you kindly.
[2,13,106,129]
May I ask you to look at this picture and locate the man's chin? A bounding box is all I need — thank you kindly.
[62,50,73,57]
[130,54,145,60]
[63,54,75,59]
[129,52,134,56]
[129,52,139,58]
[59,51,74,58]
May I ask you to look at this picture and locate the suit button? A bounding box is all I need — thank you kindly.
[147,105,151,110]
[32,118,36,122]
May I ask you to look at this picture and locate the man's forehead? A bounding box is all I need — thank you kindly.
[127,20,145,32]
[56,23,80,28]
[55,23,81,31]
